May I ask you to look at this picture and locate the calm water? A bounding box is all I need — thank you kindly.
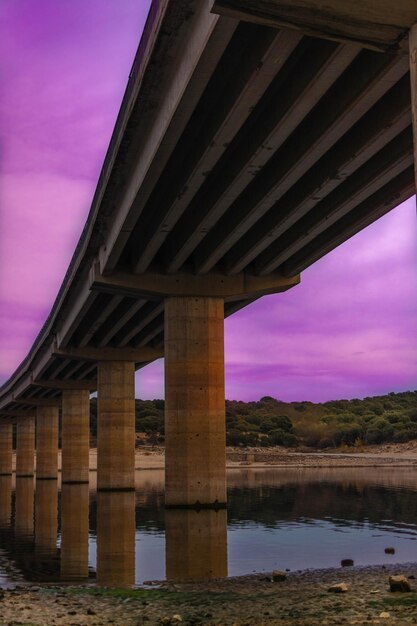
[0,467,416,586]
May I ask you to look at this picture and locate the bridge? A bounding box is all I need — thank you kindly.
[0,0,416,507]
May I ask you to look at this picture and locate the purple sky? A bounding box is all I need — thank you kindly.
[1,0,416,403]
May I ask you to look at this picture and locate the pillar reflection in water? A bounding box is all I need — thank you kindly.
[96,490,135,586]
[61,483,89,581]
[35,479,58,560]
[0,475,12,530]
[15,477,34,541]
[165,508,227,581]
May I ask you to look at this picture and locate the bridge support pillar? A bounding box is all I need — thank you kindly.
[97,361,135,490]
[164,296,226,507]
[62,389,90,484]
[0,423,13,476]
[36,406,59,479]
[16,419,35,477]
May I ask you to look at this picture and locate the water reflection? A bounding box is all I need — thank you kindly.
[15,477,34,541]
[165,509,227,581]
[0,475,12,529]
[61,483,89,581]
[96,490,135,587]
[1,467,417,585]
[34,479,58,577]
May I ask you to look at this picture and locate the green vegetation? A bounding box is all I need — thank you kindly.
[89,391,416,449]
[63,585,241,605]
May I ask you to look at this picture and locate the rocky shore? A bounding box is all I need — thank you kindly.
[1,563,417,626]
[3,442,417,624]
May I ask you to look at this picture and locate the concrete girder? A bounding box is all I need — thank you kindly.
[410,24,417,189]
[196,50,409,275]
[51,342,163,363]
[281,166,415,276]
[101,3,229,273]
[165,39,361,274]
[0,410,36,419]
[212,0,417,51]
[256,130,414,275]
[13,396,61,407]
[90,259,300,301]
[132,26,302,274]
[32,378,97,391]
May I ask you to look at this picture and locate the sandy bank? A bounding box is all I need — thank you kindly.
[11,441,417,474]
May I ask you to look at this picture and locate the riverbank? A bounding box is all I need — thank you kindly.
[1,563,417,625]
[127,441,417,470]
[11,441,417,473]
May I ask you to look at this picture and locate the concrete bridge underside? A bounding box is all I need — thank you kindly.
[0,0,416,507]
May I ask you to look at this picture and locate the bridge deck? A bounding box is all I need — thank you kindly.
[1,0,415,412]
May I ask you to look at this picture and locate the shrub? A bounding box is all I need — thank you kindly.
[267,429,297,447]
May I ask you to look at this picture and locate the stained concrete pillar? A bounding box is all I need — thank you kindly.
[410,24,417,189]
[61,389,90,484]
[97,361,135,491]
[15,476,34,540]
[96,490,135,586]
[165,508,227,581]
[36,406,59,479]
[164,297,226,507]
[16,419,35,477]
[0,423,13,476]
[61,482,89,581]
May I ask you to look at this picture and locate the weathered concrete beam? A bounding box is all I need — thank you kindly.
[32,378,97,391]
[212,0,417,51]
[90,261,300,301]
[13,396,61,407]
[410,24,417,189]
[0,410,36,419]
[52,342,163,363]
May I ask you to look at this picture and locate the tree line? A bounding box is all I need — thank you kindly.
[89,390,417,449]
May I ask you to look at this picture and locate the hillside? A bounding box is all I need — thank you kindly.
[89,390,417,449]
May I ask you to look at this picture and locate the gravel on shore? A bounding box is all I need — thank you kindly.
[1,563,417,626]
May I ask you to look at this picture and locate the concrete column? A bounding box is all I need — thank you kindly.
[164,297,226,507]
[61,389,90,484]
[410,24,417,188]
[97,361,135,491]
[0,423,13,476]
[36,406,59,479]
[165,508,227,581]
[15,477,34,540]
[61,483,89,580]
[96,490,135,586]
[16,419,35,477]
